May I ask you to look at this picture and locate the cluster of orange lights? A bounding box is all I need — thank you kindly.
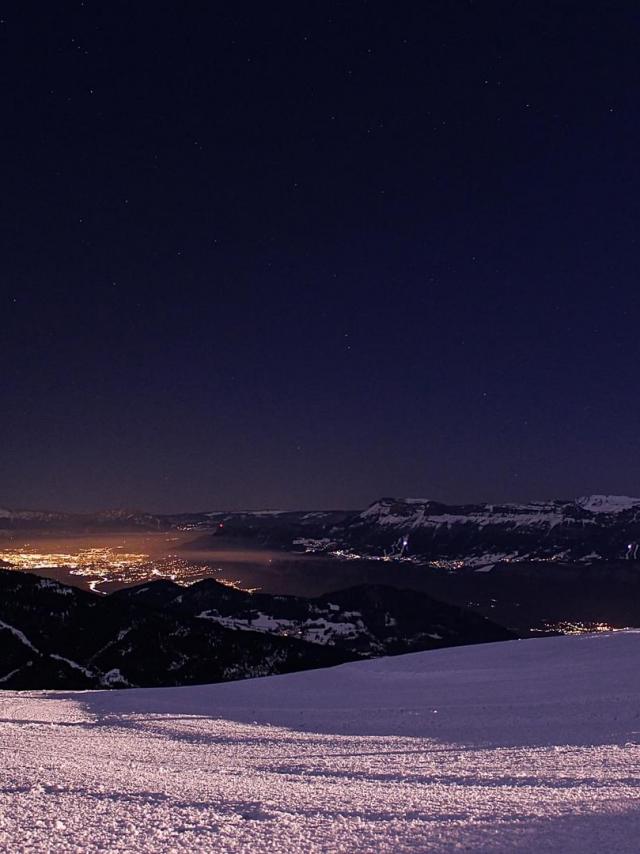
[0,544,258,594]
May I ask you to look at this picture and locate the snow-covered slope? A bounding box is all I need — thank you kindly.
[1,632,640,852]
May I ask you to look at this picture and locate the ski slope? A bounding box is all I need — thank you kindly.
[1,632,640,852]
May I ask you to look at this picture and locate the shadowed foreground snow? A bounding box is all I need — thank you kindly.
[1,633,640,852]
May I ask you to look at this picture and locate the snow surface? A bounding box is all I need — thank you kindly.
[2,632,640,852]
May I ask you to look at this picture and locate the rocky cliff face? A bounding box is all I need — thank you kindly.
[321,495,640,565]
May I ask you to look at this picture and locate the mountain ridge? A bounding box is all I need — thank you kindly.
[0,569,515,690]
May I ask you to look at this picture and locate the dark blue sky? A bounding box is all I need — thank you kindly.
[3,2,640,512]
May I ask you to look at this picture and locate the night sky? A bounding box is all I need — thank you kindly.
[3,2,640,512]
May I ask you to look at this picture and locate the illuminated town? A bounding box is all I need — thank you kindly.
[541,621,619,635]
[0,544,257,594]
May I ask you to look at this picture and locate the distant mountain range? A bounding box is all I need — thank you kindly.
[0,506,169,531]
[3,495,640,566]
[0,569,514,690]
[318,495,640,565]
[0,505,352,539]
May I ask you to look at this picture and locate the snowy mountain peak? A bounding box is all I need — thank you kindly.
[575,495,640,514]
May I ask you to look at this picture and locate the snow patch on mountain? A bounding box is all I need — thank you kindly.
[100,668,130,687]
[38,578,74,595]
[197,609,367,646]
[359,498,571,530]
[0,667,22,684]
[49,654,95,678]
[0,619,40,653]
[576,495,640,514]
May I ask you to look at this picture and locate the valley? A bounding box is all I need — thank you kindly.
[0,532,307,595]
[2,494,640,637]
